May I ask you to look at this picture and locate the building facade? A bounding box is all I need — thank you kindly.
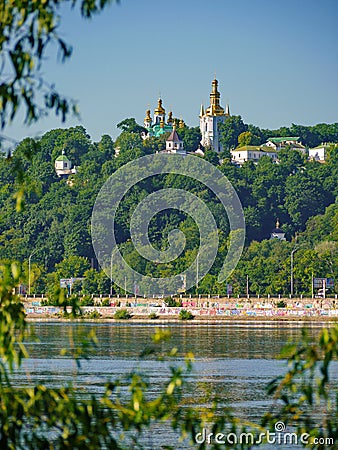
[265,137,306,153]
[165,125,185,154]
[231,145,278,165]
[308,143,335,162]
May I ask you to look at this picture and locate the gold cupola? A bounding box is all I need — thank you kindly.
[154,98,165,115]
[205,78,225,116]
[167,111,173,124]
[144,109,152,123]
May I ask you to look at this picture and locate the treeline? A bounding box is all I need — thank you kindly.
[219,116,338,150]
[0,120,337,296]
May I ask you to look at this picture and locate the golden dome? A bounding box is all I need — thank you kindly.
[154,98,165,115]
[144,109,152,123]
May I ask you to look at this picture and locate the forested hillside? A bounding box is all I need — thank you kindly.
[1,121,337,297]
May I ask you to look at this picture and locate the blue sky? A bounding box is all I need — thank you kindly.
[6,0,338,144]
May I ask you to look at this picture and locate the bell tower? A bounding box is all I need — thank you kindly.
[200,79,229,153]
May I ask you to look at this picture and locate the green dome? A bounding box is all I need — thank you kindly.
[149,123,173,137]
[55,154,70,162]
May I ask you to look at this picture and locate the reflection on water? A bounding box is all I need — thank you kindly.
[24,321,327,359]
[12,322,337,449]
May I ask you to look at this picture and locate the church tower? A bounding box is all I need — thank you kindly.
[200,79,229,153]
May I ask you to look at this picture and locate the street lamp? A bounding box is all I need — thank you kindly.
[196,252,199,294]
[290,243,304,296]
[110,251,114,296]
[28,248,38,296]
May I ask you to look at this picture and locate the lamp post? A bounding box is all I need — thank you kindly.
[110,251,114,296]
[196,252,199,295]
[28,248,38,296]
[290,243,304,297]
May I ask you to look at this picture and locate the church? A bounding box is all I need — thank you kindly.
[199,78,230,153]
[142,78,230,153]
[143,99,185,138]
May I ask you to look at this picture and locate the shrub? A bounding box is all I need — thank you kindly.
[277,300,287,308]
[149,312,159,320]
[164,296,175,307]
[165,296,182,307]
[179,309,194,320]
[114,308,132,320]
[85,310,102,319]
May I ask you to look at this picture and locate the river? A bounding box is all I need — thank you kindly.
[11,321,338,449]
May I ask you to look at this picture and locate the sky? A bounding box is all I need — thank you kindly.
[5,0,338,145]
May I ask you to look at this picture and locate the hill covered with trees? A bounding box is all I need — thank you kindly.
[0,119,337,297]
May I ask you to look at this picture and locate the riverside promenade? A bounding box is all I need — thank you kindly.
[23,296,338,320]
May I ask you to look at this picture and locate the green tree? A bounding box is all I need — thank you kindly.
[284,171,333,230]
[219,115,247,150]
[237,131,260,147]
[203,149,219,165]
[55,255,91,278]
[117,118,147,135]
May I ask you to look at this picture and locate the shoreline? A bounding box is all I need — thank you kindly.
[24,302,338,323]
[26,315,338,324]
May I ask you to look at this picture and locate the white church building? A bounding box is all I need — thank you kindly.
[199,79,230,153]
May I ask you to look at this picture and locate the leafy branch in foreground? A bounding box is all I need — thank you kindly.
[0,0,119,132]
[263,326,338,448]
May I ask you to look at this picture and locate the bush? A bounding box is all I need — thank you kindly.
[179,309,194,320]
[165,296,182,307]
[85,310,101,319]
[277,300,287,308]
[114,308,132,320]
[149,312,159,320]
[163,296,174,307]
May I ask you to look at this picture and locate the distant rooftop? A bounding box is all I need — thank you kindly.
[268,136,300,143]
[233,145,260,151]
[234,145,277,153]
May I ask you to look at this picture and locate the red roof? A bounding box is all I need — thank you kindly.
[166,130,181,142]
